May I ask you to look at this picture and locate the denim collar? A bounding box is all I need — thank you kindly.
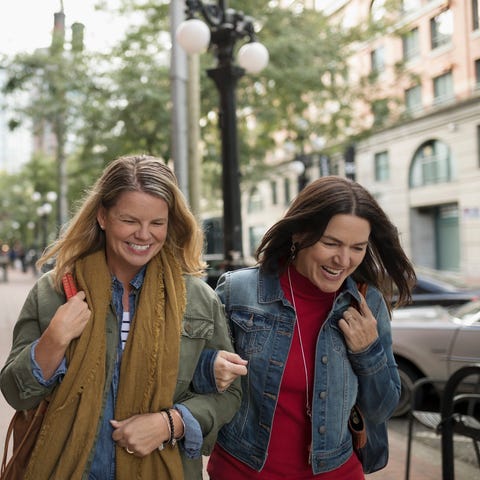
[112,265,147,291]
[257,265,361,309]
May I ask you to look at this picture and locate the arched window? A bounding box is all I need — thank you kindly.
[409,139,452,187]
[371,0,387,22]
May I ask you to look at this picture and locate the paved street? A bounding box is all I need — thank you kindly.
[1,267,479,479]
[0,266,35,450]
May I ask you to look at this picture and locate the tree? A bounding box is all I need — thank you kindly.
[0,153,57,250]
[1,12,91,229]
[0,1,401,223]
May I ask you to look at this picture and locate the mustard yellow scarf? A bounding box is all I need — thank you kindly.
[25,248,186,479]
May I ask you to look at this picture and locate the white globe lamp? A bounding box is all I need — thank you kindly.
[176,19,211,54]
[237,42,269,74]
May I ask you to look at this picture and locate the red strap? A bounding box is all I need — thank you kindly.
[62,272,78,299]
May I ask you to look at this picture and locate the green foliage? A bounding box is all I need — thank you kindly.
[0,154,57,248]
[0,0,402,222]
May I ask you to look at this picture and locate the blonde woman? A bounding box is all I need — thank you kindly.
[1,155,241,479]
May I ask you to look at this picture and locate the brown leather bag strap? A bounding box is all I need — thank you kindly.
[1,410,18,473]
[1,394,49,477]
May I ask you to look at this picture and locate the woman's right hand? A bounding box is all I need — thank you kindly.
[35,291,91,380]
[214,350,248,392]
[47,291,91,347]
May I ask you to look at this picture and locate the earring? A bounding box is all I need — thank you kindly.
[290,242,297,261]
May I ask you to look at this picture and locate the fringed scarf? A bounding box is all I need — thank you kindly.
[24,248,186,479]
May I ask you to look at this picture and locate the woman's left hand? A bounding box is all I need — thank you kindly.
[111,413,168,457]
[338,293,378,352]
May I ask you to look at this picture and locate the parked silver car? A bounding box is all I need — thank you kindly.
[391,300,480,416]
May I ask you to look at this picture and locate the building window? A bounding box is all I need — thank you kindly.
[405,84,422,113]
[270,180,278,205]
[284,177,291,205]
[371,46,386,74]
[409,139,452,187]
[203,217,223,255]
[402,0,421,14]
[370,0,387,22]
[433,71,454,104]
[247,186,263,213]
[477,125,480,168]
[402,28,420,62]
[374,151,389,182]
[473,0,479,30]
[430,10,453,50]
[475,59,480,88]
[372,99,389,126]
[249,226,265,258]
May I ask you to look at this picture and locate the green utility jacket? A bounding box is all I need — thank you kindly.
[0,272,241,479]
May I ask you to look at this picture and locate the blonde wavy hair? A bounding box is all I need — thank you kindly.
[38,155,206,290]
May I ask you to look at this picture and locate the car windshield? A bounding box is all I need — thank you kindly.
[452,300,480,324]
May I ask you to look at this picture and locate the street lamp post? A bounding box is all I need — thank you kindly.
[33,191,58,252]
[37,203,53,252]
[287,123,328,192]
[176,1,268,269]
[292,144,313,192]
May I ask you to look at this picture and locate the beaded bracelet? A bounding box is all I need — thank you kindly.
[161,409,176,447]
[170,408,186,441]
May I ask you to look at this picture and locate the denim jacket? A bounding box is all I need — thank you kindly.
[215,266,400,474]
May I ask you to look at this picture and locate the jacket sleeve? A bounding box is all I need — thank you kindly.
[0,273,64,410]
[174,276,242,455]
[191,349,219,394]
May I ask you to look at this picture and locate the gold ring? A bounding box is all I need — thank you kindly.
[126,447,134,454]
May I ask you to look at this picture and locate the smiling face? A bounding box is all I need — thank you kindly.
[97,190,169,284]
[292,214,371,292]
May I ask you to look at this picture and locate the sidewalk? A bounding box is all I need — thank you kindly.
[367,422,479,480]
[0,267,36,449]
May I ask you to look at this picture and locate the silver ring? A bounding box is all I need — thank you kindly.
[126,447,134,454]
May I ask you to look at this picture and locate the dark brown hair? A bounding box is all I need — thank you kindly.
[256,176,416,306]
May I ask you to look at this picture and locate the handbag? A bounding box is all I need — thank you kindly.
[0,273,78,480]
[0,399,49,480]
[347,283,389,474]
[348,403,389,474]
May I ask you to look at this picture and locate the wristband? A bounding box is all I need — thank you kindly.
[161,409,176,447]
[158,411,171,451]
[170,408,186,441]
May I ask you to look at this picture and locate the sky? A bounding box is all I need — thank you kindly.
[0,0,128,55]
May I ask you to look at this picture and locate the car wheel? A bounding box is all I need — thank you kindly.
[394,361,422,417]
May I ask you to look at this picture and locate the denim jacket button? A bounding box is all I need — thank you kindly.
[318,425,326,434]
[319,391,326,399]
[321,355,328,364]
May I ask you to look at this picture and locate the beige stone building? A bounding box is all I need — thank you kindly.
[237,0,480,285]
[350,0,480,284]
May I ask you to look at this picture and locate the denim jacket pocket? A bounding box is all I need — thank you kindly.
[230,310,274,355]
